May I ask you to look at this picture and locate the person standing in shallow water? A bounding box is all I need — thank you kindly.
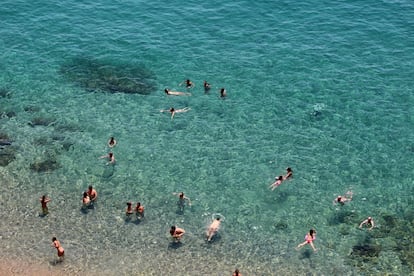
[39,195,51,216]
[172,192,192,212]
[51,237,64,261]
[135,202,144,219]
[233,268,242,276]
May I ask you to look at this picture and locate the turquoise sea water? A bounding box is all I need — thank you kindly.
[1,0,413,275]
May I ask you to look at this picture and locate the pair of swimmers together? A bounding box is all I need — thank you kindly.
[126,202,145,219]
[269,167,293,191]
[99,137,117,165]
[82,185,98,208]
[170,214,223,243]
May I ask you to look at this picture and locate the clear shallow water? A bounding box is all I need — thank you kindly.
[1,0,413,275]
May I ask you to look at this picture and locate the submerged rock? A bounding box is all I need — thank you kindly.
[59,56,157,95]
[30,158,60,172]
[28,116,56,127]
[351,244,381,258]
[0,87,12,98]
[0,147,16,166]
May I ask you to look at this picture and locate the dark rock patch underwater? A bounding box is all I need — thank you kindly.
[59,56,157,95]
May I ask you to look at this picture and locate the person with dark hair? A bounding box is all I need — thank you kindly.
[39,195,51,215]
[126,202,134,217]
[135,202,145,219]
[233,269,242,276]
[203,81,211,93]
[82,192,90,209]
[269,175,284,191]
[179,79,194,89]
[207,217,221,241]
[160,107,191,120]
[359,216,375,230]
[170,225,185,242]
[108,137,117,148]
[296,229,317,252]
[86,185,98,203]
[220,88,227,98]
[51,237,64,260]
[100,152,115,165]
[172,192,192,212]
[333,191,353,205]
[284,167,293,180]
[164,88,191,96]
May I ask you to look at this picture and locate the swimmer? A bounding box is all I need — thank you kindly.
[207,217,221,241]
[179,79,194,89]
[269,175,284,191]
[164,88,191,96]
[86,185,98,203]
[135,202,144,219]
[82,192,90,208]
[233,269,242,276]
[39,195,51,215]
[126,202,134,217]
[359,216,375,230]
[284,167,293,180]
[203,80,211,93]
[160,107,191,120]
[220,88,227,98]
[172,192,192,212]
[99,152,115,165]
[333,191,353,205]
[296,229,317,252]
[51,237,64,261]
[170,225,185,242]
[108,136,117,148]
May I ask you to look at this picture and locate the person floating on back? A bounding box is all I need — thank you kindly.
[204,80,211,93]
[164,88,191,96]
[220,88,227,98]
